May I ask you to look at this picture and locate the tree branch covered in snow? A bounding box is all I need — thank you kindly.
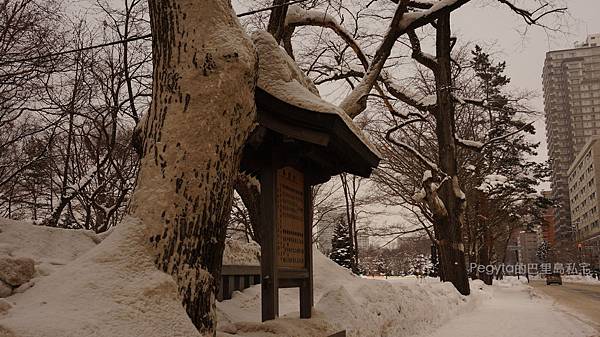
[454,120,535,152]
[385,127,439,172]
[339,0,471,118]
[283,4,397,115]
[381,73,437,116]
[285,5,369,71]
[407,30,438,72]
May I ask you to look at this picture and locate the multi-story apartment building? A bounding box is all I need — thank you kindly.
[542,33,600,241]
[567,137,600,248]
[567,137,600,268]
[315,222,335,255]
[504,229,539,267]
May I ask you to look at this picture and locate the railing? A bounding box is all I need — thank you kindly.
[218,265,261,301]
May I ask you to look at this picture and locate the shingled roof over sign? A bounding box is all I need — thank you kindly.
[249,30,380,178]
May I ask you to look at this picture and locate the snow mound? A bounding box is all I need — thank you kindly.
[493,276,528,288]
[222,239,260,266]
[0,217,99,265]
[0,217,200,337]
[217,250,490,337]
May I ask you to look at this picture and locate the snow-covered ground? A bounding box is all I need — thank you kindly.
[562,275,600,285]
[424,278,598,337]
[217,252,489,337]
[0,217,597,337]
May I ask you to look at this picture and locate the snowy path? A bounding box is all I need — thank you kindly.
[423,284,598,337]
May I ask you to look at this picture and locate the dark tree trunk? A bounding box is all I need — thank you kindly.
[478,226,493,285]
[266,0,289,42]
[433,14,470,295]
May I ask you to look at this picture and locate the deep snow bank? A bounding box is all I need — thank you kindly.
[217,250,490,337]
[0,217,200,337]
[0,217,99,266]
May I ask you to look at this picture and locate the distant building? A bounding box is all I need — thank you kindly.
[504,228,539,265]
[504,230,521,266]
[576,33,600,48]
[315,222,335,255]
[357,232,370,251]
[540,191,557,246]
[394,236,431,254]
[518,230,539,265]
[315,222,370,256]
[567,137,600,268]
[542,33,600,242]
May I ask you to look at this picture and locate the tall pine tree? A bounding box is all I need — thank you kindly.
[466,45,546,285]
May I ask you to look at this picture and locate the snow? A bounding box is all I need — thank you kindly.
[398,0,461,30]
[252,31,381,159]
[217,250,489,337]
[422,170,433,182]
[451,176,465,200]
[424,278,597,337]
[477,174,510,193]
[222,239,260,266]
[0,216,202,337]
[380,73,436,111]
[0,217,596,337]
[0,217,100,273]
[419,94,437,107]
[3,217,487,337]
[455,138,484,150]
[412,188,427,202]
[285,5,353,48]
[562,275,600,285]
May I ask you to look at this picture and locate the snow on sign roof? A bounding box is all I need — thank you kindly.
[251,30,381,159]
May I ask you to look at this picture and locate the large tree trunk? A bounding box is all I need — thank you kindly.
[433,14,470,296]
[129,0,256,334]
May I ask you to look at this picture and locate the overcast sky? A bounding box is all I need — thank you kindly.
[452,0,600,163]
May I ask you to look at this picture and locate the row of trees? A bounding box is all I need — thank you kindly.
[0,0,150,232]
[319,43,552,286]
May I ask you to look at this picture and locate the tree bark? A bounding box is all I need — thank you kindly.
[433,14,470,295]
[130,0,257,334]
[266,0,289,42]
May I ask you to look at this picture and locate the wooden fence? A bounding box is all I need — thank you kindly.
[218,265,346,337]
[218,265,261,301]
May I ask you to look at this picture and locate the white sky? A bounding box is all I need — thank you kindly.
[452,0,600,164]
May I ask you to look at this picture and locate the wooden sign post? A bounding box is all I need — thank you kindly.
[261,163,313,321]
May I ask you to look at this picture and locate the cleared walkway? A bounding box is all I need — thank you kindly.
[424,283,598,337]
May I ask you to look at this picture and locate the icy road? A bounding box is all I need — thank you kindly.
[531,280,600,333]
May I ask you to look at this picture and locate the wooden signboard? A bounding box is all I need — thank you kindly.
[277,167,305,269]
[261,163,313,322]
